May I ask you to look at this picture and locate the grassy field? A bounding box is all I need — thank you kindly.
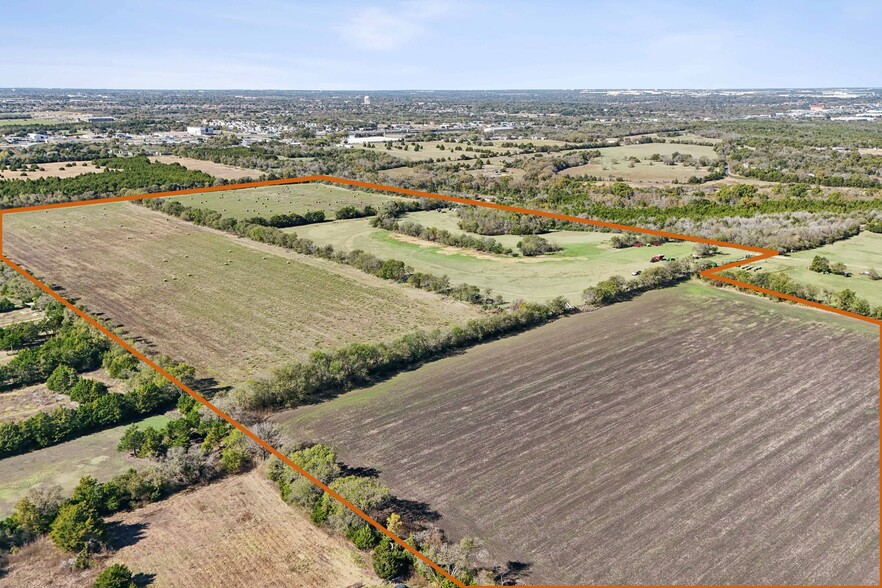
[290,209,741,303]
[0,118,55,127]
[3,203,479,383]
[2,470,380,588]
[353,139,564,163]
[166,183,406,220]
[0,160,102,180]
[149,155,262,181]
[762,231,882,306]
[273,282,880,585]
[0,413,173,517]
[560,142,718,183]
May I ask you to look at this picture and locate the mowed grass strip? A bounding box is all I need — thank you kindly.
[3,470,379,588]
[3,203,480,383]
[290,210,742,303]
[274,282,880,585]
[165,183,406,220]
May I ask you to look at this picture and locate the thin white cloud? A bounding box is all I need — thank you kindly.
[338,1,452,51]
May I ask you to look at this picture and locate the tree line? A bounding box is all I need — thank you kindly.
[0,310,197,457]
[139,198,498,306]
[0,156,214,209]
[268,443,493,585]
[583,258,715,306]
[371,216,513,255]
[238,297,569,411]
[719,268,882,320]
[0,394,256,573]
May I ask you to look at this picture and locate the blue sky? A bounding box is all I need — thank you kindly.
[2,0,880,89]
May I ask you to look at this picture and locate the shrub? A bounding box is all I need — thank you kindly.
[220,430,253,474]
[346,523,380,549]
[0,298,15,312]
[93,563,136,588]
[372,537,411,579]
[517,235,561,256]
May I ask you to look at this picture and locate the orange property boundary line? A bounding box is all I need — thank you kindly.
[0,174,879,588]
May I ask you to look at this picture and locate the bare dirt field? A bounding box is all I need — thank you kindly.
[3,203,480,383]
[2,470,380,588]
[0,161,101,180]
[275,282,880,585]
[148,155,261,180]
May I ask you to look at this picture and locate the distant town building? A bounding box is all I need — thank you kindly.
[186,126,215,136]
[363,95,371,106]
[26,132,48,142]
[345,134,395,145]
[810,103,825,112]
[84,116,115,122]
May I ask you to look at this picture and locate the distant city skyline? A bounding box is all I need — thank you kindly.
[4,0,880,90]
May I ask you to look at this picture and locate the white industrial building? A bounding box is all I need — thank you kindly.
[186,126,214,136]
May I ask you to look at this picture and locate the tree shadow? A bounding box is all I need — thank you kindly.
[386,497,441,526]
[133,572,156,586]
[497,560,533,585]
[106,521,149,549]
[338,463,381,479]
[191,375,229,396]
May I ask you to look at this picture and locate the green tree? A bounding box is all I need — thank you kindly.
[517,235,561,257]
[809,255,831,273]
[372,537,411,579]
[68,379,109,403]
[220,430,253,473]
[12,485,63,537]
[46,365,80,393]
[49,502,105,553]
[318,476,391,533]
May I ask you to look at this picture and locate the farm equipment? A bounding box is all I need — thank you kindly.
[650,254,665,263]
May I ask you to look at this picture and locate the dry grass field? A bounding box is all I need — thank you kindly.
[148,155,262,181]
[0,307,43,327]
[2,470,380,588]
[0,161,101,180]
[3,203,480,383]
[0,368,126,425]
[0,382,76,424]
[166,182,406,220]
[353,139,563,163]
[275,282,880,585]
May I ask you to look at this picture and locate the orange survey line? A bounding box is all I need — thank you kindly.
[1,175,880,588]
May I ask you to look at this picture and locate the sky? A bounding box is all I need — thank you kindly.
[2,0,880,90]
